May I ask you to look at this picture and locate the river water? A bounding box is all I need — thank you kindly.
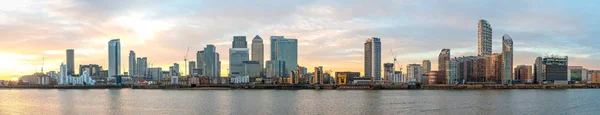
[0,89,599,115]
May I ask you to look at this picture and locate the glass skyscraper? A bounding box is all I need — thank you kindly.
[108,39,121,78]
[270,36,298,77]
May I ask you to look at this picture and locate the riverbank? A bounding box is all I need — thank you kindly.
[2,84,600,90]
[0,85,126,89]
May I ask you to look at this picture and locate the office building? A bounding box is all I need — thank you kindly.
[266,60,285,78]
[568,66,588,82]
[501,34,513,84]
[229,48,249,77]
[478,19,492,56]
[243,61,261,77]
[364,37,382,80]
[438,49,450,72]
[196,50,204,75]
[189,61,196,76]
[251,35,264,73]
[422,60,431,73]
[108,39,121,78]
[270,36,298,76]
[539,56,569,84]
[128,50,136,77]
[514,65,533,83]
[203,45,219,78]
[233,36,247,48]
[136,57,147,78]
[66,49,75,75]
[406,64,423,83]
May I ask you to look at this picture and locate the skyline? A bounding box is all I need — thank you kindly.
[1,0,599,80]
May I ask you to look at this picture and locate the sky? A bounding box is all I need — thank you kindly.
[0,0,599,80]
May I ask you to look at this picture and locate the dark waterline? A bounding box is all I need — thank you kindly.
[1,89,599,115]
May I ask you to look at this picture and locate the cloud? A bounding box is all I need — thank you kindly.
[0,0,599,79]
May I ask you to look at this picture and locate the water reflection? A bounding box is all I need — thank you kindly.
[1,89,599,114]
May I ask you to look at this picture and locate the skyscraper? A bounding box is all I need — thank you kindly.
[203,45,219,78]
[270,36,298,77]
[534,57,543,84]
[233,36,248,48]
[422,60,431,73]
[438,49,450,72]
[478,19,492,56]
[501,34,513,84]
[108,39,121,78]
[196,50,204,75]
[136,57,147,78]
[364,37,381,80]
[189,61,196,76]
[229,48,249,77]
[66,49,74,75]
[251,35,264,73]
[128,50,136,77]
[173,63,180,76]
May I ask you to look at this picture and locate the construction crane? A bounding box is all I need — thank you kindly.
[41,57,44,74]
[184,47,190,76]
[389,49,402,72]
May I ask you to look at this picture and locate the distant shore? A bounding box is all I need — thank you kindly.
[2,84,600,90]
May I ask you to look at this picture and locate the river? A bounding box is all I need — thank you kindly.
[0,89,599,115]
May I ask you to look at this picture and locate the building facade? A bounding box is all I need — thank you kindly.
[568,66,588,83]
[147,68,162,80]
[384,63,394,80]
[232,36,247,48]
[128,50,136,77]
[189,61,196,76]
[270,36,298,77]
[136,57,147,78]
[422,60,431,74]
[251,35,264,74]
[485,53,502,83]
[203,45,219,78]
[540,56,569,83]
[66,49,75,75]
[406,64,423,83]
[438,49,450,72]
[243,61,261,78]
[108,39,121,78]
[229,48,249,77]
[266,60,285,78]
[478,19,492,56]
[364,37,382,80]
[514,65,533,83]
[196,50,204,75]
[501,35,513,84]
